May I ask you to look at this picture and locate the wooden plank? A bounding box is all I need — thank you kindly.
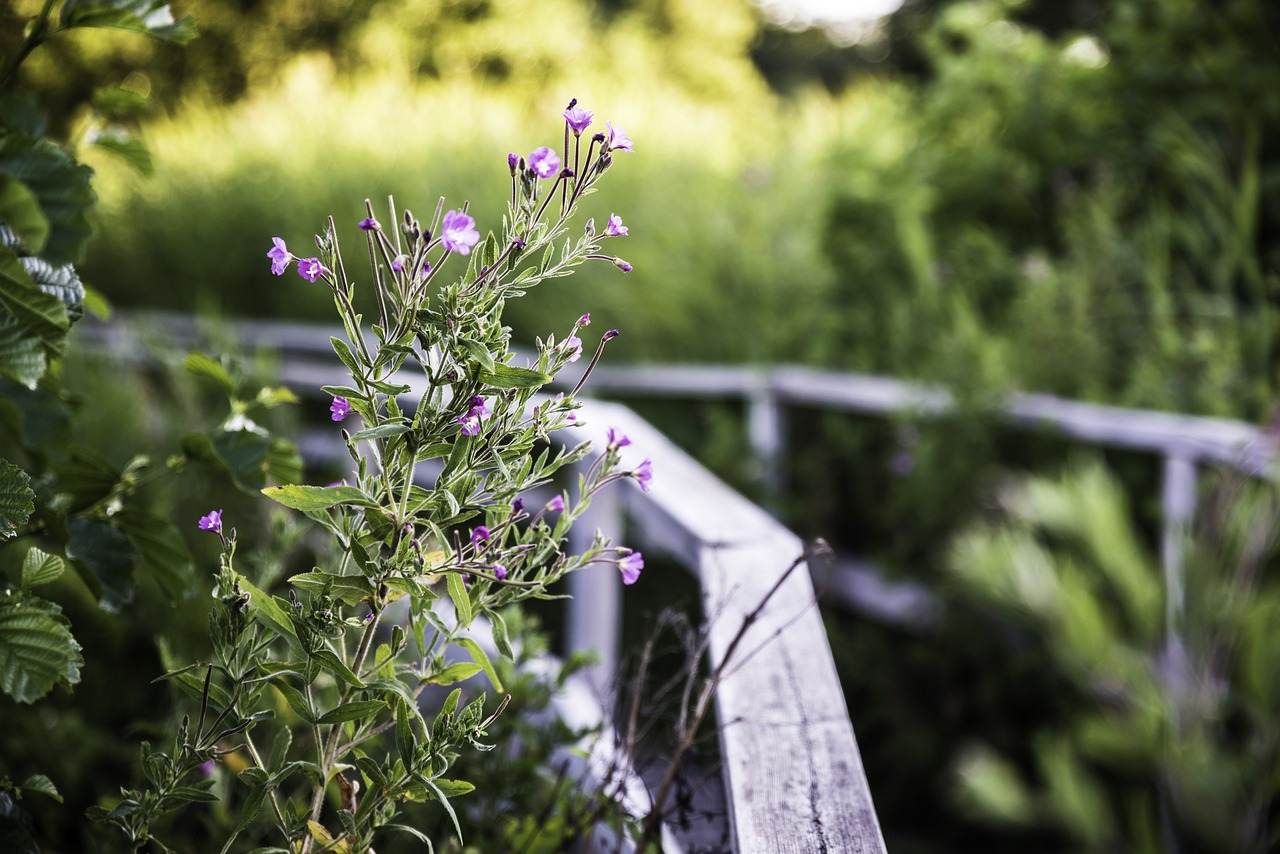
[572,401,888,854]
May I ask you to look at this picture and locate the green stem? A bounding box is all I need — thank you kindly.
[0,0,58,90]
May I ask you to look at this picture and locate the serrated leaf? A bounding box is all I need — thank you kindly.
[0,596,83,703]
[0,178,49,254]
[183,351,235,394]
[0,313,46,388]
[0,246,67,356]
[115,508,193,604]
[65,516,136,610]
[445,572,473,629]
[261,484,377,512]
[60,0,198,44]
[456,637,503,693]
[478,363,552,389]
[21,547,64,588]
[19,774,60,802]
[91,85,150,120]
[317,700,386,724]
[90,128,152,176]
[0,134,93,266]
[0,460,34,539]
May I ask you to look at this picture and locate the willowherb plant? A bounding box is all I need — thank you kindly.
[92,100,652,853]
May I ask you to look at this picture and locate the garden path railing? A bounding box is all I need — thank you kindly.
[86,315,889,854]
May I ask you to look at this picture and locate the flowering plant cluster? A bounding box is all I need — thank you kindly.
[94,101,652,852]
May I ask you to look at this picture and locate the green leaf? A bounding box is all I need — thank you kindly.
[91,85,151,120]
[80,283,110,320]
[317,700,386,724]
[478,362,553,389]
[0,460,34,539]
[458,338,496,373]
[489,610,514,661]
[255,386,299,409]
[237,575,299,644]
[0,178,49,254]
[426,662,482,686]
[0,596,83,703]
[115,509,194,605]
[52,449,119,513]
[65,516,137,610]
[265,437,303,487]
[211,428,272,493]
[446,572,473,629]
[0,134,94,266]
[424,778,464,843]
[381,823,434,848]
[0,246,67,357]
[330,336,363,378]
[347,422,411,443]
[261,484,377,512]
[183,351,235,394]
[272,680,316,725]
[312,649,364,688]
[395,698,414,766]
[60,0,199,44]
[89,128,153,176]
[21,547,64,588]
[0,314,46,388]
[19,774,60,802]
[429,779,475,798]
[287,571,372,606]
[456,637,503,692]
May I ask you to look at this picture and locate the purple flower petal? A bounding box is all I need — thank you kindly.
[565,335,583,363]
[267,237,291,276]
[633,458,653,493]
[529,147,561,179]
[606,122,634,153]
[198,509,223,534]
[607,427,631,449]
[547,494,565,513]
[563,105,594,134]
[330,396,352,422]
[605,214,628,237]
[471,526,490,547]
[358,217,380,231]
[493,563,508,580]
[618,549,644,585]
[441,209,481,255]
[297,257,324,283]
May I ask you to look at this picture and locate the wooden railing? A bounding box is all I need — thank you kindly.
[85,316,889,853]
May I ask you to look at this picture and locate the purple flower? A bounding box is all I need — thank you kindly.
[511,497,525,514]
[578,313,591,326]
[529,147,561,179]
[471,526,490,547]
[605,214,628,237]
[391,255,406,272]
[547,494,565,513]
[422,260,432,276]
[493,564,508,580]
[565,335,583,363]
[468,396,492,420]
[267,237,291,276]
[507,152,519,173]
[618,549,644,585]
[358,217,380,231]
[614,259,633,273]
[603,329,620,342]
[606,122,634,153]
[633,459,653,492]
[456,414,482,436]
[563,105,594,134]
[330,396,351,422]
[198,509,223,534]
[607,427,631,449]
[198,760,216,776]
[297,257,324,283]
[441,209,480,255]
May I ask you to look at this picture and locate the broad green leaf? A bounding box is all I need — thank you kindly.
[317,700,386,724]
[330,336,363,378]
[424,778,464,843]
[287,571,372,606]
[489,610,514,661]
[0,92,46,137]
[0,313,46,388]
[261,484,376,512]
[255,386,299,409]
[91,85,150,120]
[478,362,552,389]
[429,779,475,798]
[81,283,110,320]
[89,129,152,176]
[456,637,503,692]
[265,437,303,486]
[52,449,119,513]
[0,135,93,266]
[0,596,83,703]
[0,178,49,254]
[446,572,473,629]
[21,547,65,588]
[65,516,136,610]
[0,460,34,539]
[272,680,316,725]
[60,0,198,44]
[394,698,414,766]
[183,351,235,394]
[115,509,194,604]
[0,246,67,356]
[212,428,272,492]
[20,774,60,802]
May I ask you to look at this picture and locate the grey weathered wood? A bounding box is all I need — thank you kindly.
[1161,454,1197,638]
[566,459,624,696]
[569,402,888,854]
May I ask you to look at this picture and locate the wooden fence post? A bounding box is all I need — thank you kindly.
[566,460,625,696]
[1161,453,1197,639]
[747,371,784,509]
